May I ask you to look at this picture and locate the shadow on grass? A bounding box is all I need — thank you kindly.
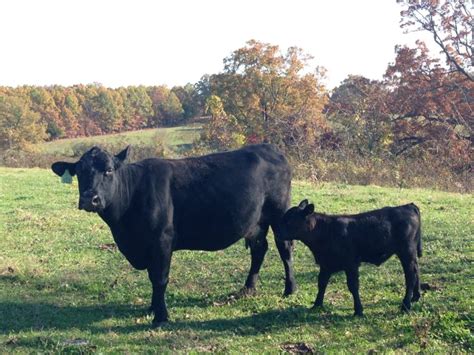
[0,299,359,336]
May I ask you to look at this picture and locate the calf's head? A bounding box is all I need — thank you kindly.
[51,146,130,212]
[280,199,315,240]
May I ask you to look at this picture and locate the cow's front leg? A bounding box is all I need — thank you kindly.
[147,229,173,327]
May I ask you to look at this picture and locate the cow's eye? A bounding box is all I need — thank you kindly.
[104,169,113,176]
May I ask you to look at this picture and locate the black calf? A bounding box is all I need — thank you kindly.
[280,200,422,316]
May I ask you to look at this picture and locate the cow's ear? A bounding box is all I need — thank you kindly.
[51,161,77,177]
[298,199,309,210]
[115,145,130,163]
[303,203,314,216]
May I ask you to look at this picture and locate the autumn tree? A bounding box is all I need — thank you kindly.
[399,0,473,81]
[326,75,393,156]
[206,40,328,157]
[0,94,46,150]
[384,42,472,168]
[147,86,184,126]
[201,95,245,150]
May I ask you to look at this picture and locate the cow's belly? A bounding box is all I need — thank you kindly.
[175,219,261,251]
[174,232,243,251]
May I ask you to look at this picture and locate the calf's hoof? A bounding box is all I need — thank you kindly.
[411,293,421,302]
[310,303,323,310]
[401,302,411,313]
[354,310,364,317]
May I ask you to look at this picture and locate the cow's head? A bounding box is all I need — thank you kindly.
[51,146,130,212]
[280,199,315,240]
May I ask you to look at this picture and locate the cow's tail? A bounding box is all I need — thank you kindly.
[411,203,422,258]
[416,223,422,258]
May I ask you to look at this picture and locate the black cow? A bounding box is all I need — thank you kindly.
[51,144,296,326]
[279,200,422,316]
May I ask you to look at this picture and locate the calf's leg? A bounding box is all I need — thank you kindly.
[273,224,297,296]
[345,267,363,316]
[313,268,331,308]
[147,232,173,327]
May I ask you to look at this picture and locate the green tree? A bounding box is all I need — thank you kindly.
[172,83,202,120]
[119,86,153,130]
[82,85,122,134]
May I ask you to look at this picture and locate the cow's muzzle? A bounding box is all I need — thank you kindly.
[79,192,103,212]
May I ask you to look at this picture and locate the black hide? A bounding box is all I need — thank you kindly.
[52,144,296,326]
[280,200,422,316]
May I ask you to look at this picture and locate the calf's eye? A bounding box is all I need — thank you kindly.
[104,169,113,176]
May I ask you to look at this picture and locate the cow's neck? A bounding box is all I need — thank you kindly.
[99,164,143,224]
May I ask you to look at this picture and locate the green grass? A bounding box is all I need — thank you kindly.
[38,124,202,156]
[0,168,472,353]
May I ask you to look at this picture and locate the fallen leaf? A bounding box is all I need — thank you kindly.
[281,342,314,354]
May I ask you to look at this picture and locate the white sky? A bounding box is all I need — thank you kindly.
[0,0,434,89]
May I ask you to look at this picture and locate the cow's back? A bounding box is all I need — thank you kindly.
[138,144,291,251]
[348,204,420,263]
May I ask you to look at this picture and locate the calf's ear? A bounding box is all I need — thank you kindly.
[51,161,77,176]
[298,199,309,209]
[115,145,130,163]
[303,203,315,216]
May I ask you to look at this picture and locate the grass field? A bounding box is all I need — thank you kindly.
[0,167,472,353]
[38,124,202,156]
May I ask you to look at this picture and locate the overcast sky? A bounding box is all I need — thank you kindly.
[0,0,433,89]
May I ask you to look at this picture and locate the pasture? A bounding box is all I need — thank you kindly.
[37,124,202,157]
[0,167,472,352]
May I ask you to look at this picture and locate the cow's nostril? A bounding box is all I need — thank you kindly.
[91,195,100,206]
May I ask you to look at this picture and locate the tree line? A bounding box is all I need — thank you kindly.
[0,83,204,150]
[0,0,472,179]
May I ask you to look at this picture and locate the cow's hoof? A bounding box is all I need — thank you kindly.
[354,311,364,317]
[283,283,297,297]
[310,303,323,311]
[412,293,421,302]
[239,286,257,297]
[151,319,168,328]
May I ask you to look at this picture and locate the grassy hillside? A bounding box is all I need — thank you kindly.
[38,124,202,156]
[0,168,472,353]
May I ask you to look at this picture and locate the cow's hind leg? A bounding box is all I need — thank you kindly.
[399,253,418,312]
[412,260,421,302]
[272,223,297,296]
[243,224,269,294]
